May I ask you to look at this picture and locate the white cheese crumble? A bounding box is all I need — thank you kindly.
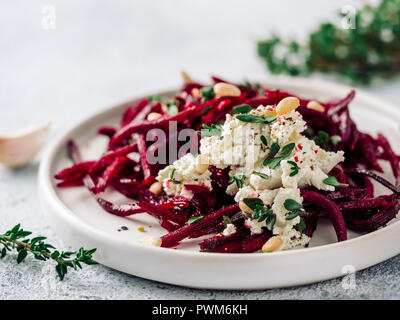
[157,104,345,251]
[156,153,211,198]
[222,223,237,236]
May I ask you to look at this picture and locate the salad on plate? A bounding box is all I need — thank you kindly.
[54,74,400,253]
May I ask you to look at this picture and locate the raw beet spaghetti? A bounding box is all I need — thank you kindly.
[55,74,400,253]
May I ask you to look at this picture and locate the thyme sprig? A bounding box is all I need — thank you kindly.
[229,172,245,189]
[257,0,400,84]
[0,224,97,280]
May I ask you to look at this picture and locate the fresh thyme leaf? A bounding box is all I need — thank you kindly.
[201,87,215,101]
[318,131,329,139]
[201,106,211,115]
[323,175,349,188]
[296,217,306,234]
[223,216,232,228]
[167,101,179,115]
[187,216,204,224]
[284,199,303,212]
[265,214,276,231]
[236,114,277,124]
[331,135,341,146]
[287,160,299,177]
[264,157,282,169]
[252,171,269,179]
[229,173,245,189]
[260,135,268,147]
[243,198,264,211]
[197,123,222,138]
[0,224,97,281]
[147,95,160,102]
[312,130,331,150]
[264,142,295,169]
[280,143,295,158]
[270,142,280,157]
[257,214,268,222]
[257,209,273,223]
[233,104,252,114]
[239,81,260,92]
[170,168,181,184]
[285,211,300,220]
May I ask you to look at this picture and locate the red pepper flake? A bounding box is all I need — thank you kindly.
[314,150,318,154]
[294,156,299,162]
[254,133,259,136]
[267,107,274,111]
[297,144,303,150]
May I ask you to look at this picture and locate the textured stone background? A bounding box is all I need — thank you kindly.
[1,0,400,299]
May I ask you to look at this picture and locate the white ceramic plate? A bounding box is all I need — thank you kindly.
[38,76,400,290]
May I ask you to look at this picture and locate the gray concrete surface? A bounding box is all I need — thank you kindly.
[1,0,399,299]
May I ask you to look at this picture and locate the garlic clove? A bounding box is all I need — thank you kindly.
[0,120,52,167]
[180,70,194,84]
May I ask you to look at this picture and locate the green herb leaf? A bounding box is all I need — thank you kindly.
[287,160,299,177]
[323,175,349,188]
[296,217,306,234]
[1,248,6,259]
[233,104,252,114]
[229,173,245,189]
[260,135,268,147]
[187,216,204,225]
[264,142,295,169]
[243,198,264,211]
[331,135,341,146]
[263,156,282,169]
[270,142,280,157]
[236,114,277,124]
[284,199,303,212]
[265,214,276,231]
[280,143,295,158]
[285,211,300,220]
[201,87,215,101]
[147,95,159,102]
[197,123,222,138]
[223,216,232,228]
[16,249,27,264]
[312,131,331,150]
[167,102,179,115]
[252,171,269,179]
[169,169,181,184]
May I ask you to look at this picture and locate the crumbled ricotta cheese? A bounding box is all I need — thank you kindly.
[156,153,211,198]
[222,223,237,236]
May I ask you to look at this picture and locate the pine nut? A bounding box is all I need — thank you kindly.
[307,100,325,113]
[180,70,194,84]
[194,154,209,174]
[239,200,253,214]
[149,182,162,195]
[161,104,168,112]
[139,235,162,247]
[191,88,202,99]
[262,236,283,252]
[276,97,300,115]
[147,112,162,121]
[213,83,241,98]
